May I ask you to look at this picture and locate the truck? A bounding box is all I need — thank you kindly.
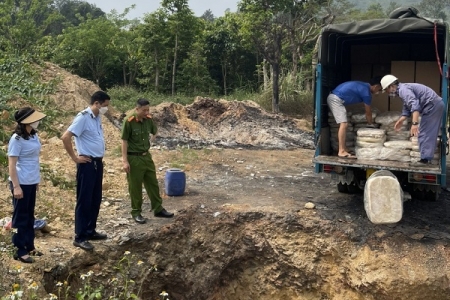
[313,9,449,208]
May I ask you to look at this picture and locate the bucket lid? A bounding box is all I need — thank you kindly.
[167,168,183,172]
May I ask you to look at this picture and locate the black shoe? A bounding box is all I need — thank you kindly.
[155,208,174,218]
[409,159,437,168]
[133,215,146,224]
[28,250,43,256]
[88,231,107,240]
[73,240,94,251]
[13,254,33,263]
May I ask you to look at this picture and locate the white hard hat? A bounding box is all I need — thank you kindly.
[380,75,398,90]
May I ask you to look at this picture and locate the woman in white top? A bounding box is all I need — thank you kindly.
[8,107,46,263]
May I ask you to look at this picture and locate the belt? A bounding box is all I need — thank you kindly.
[127,152,148,156]
[81,155,103,161]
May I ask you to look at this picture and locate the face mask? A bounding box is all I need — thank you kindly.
[389,92,397,97]
[98,106,108,115]
[29,121,39,129]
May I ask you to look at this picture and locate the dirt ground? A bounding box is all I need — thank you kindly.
[1,63,450,300]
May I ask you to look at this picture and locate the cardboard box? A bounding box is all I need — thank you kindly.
[390,61,415,82]
[415,61,441,95]
[390,61,415,111]
[371,93,389,113]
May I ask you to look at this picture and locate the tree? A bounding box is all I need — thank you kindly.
[201,9,215,22]
[52,16,121,87]
[0,0,62,52]
[417,0,449,20]
[54,0,105,27]
[161,0,201,96]
[204,16,237,96]
[138,9,171,92]
[239,0,328,113]
[178,39,218,96]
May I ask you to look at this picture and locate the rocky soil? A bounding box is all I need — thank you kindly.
[1,63,450,300]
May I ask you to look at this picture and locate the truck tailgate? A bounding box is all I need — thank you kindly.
[313,155,442,175]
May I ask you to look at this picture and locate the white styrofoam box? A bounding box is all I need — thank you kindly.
[364,170,403,224]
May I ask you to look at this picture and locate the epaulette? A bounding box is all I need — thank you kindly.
[15,135,20,140]
[81,111,89,115]
[145,114,152,119]
[127,116,135,122]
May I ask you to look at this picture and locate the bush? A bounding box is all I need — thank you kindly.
[106,86,195,113]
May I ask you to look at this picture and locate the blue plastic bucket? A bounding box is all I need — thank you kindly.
[165,168,186,196]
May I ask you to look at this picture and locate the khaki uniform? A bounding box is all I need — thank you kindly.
[121,113,163,217]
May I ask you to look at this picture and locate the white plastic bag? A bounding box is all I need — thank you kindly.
[379,148,411,161]
[355,146,383,160]
[383,140,413,149]
[356,128,386,139]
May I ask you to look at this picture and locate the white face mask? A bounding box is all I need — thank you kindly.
[98,106,108,115]
[30,121,40,129]
[389,92,397,97]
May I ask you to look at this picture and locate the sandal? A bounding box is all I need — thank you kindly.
[29,250,43,256]
[13,254,33,263]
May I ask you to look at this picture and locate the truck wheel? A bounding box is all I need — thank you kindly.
[347,182,362,194]
[337,182,349,193]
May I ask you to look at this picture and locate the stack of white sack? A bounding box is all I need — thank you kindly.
[351,111,379,130]
[410,136,440,164]
[380,140,412,162]
[376,111,410,141]
[329,111,355,153]
[355,128,386,160]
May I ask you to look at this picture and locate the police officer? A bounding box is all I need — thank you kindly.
[61,91,110,251]
[121,98,174,224]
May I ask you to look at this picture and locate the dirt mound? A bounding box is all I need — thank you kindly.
[133,97,314,149]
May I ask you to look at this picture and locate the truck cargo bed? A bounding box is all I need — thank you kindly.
[313,155,442,175]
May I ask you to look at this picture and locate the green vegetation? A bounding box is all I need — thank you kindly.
[0,251,167,300]
[0,0,444,118]
[0,55,59,108]
[40,164,76,190]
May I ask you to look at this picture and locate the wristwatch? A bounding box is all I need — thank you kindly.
[412,121,419,125]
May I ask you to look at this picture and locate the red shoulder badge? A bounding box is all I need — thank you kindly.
[127,116,135,122]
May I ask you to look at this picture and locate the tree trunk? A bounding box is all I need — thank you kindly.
[123,64,127,85]
[263,59,269,91]
[171,33,178,96]
[154,49,159,92]
[129,63,137,86]
[222,61,227,96]
[272,61,280,113]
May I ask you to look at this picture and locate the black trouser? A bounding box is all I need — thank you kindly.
[10,182,37,257]
[75,158,103,243]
